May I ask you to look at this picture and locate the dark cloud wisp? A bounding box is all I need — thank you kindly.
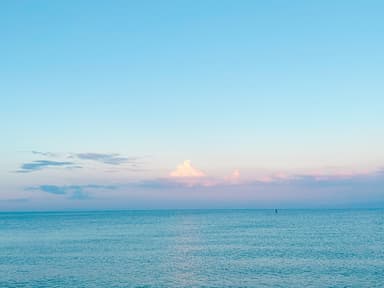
[29,184,117,199]
[75,153,138,165]
[17,160,76,173]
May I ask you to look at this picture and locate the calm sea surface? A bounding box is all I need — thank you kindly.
[0,209,383,287]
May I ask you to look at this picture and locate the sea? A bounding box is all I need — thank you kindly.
[0,209,383,287]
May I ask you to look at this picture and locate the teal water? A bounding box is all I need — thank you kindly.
[0,209,383,287]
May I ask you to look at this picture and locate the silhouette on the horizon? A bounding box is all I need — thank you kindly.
[275,209,278,214]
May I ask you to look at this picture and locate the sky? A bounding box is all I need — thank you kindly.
[1,0,383,210]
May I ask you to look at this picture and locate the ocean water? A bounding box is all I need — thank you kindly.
[0,209,383,287]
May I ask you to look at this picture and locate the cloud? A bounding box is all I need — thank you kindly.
[28,184,116,199]
[226,169,241,184]
[18,168,384,208]
[19,151,145,173]
[137,179,186,189]
[39,185,67,195]
[70,189,90,200]
[31,151,57,157]
[1,198,29,203]
[165,169,383,207]
[75,153,138,165]
[169,162,242,186]
[17,160,76,173]
[170,160,205,178]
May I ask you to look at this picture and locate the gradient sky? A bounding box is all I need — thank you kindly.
[1,0,384,210]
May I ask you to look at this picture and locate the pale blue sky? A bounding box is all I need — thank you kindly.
[1,1,383,210]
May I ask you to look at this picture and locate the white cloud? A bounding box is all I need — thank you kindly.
[170,160,205,178]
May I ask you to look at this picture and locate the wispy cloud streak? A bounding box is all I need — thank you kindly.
[31,151,57,157]
[17,151,145,173]
[28,184,116,199]
[75,153,139,165]
[17,160,76,173]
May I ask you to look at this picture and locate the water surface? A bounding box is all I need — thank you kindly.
[0,209,383,287]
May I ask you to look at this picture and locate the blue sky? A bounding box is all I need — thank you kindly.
[1,1,383,210]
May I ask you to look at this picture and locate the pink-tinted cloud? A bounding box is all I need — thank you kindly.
[303,167,377,181]
[14,167,383,210]
[226,169,241,184]
[170,160,205,178]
